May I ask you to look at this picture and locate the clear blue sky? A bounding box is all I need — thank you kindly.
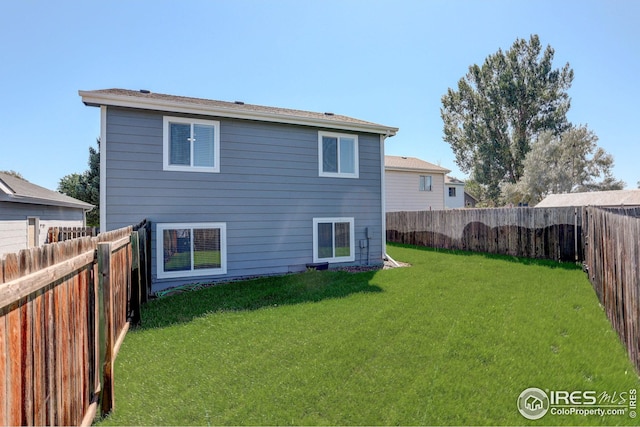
[1,0,638,191]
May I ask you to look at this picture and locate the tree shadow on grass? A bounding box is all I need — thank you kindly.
[138,270,382,330]
[388,242,583,271]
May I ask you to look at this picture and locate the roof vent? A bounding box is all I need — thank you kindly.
[139,89,151,94]
[324,112,334,116]
[234,101,245,105]
[401,156,408,159]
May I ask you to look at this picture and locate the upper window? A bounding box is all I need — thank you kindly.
[318,131,359,178]
[156,222,227,279]
[313,217,355,263]
[163,116,220,173]
[449,187,456,197]
[419,175,432,191]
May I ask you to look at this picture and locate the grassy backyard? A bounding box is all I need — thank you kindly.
[98,244,640,426]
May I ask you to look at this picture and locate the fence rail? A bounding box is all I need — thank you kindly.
[386,207,583,261]
[0,220,151,426]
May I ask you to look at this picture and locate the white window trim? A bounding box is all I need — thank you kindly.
[312,217,355,263]
[156,222,227,279]
[318,131,359,178]
[163,116,220,173]
[419,175,432,192]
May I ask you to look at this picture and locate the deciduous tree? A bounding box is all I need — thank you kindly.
[441,34,574,203]
[502,126,624,205]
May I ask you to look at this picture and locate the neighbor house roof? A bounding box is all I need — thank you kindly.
[536,190,640,208]
[464,191,479,203]
[0,173,94,210]
[385,156,451,173]
[445,176,465,185]
[79,89,399,137]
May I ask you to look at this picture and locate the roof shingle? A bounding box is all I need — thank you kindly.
[80,89,398,136]
[385,156,451,173]
[536,190,640,207]
[0,172,94,209]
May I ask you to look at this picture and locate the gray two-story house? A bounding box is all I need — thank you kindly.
[80,89,398,291]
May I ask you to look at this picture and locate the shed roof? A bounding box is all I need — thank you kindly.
[0,173,94,209]
[79,89,398,136]
[535,190,640,208]
[385,156,451,173]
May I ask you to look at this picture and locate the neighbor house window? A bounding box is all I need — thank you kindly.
[449,187,456,197]
[313,218,355,263]
[419,175,432,191]
[157,222,227,279]
[318,131,359,178]
[163,116,220,172]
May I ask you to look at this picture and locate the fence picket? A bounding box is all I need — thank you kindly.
[32,288,46,426]
[0,307,7,426]
[47,226,97,243]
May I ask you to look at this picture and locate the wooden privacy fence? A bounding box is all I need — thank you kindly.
[47,226,97,243]
[386,207,583,261]
[583,207,640,374]
[0,220,151,426]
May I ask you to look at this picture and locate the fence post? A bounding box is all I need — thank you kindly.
[130,231,142,326]
[84,253,99,426]
[140,222,151,302]
[574,207,578,262]
[97,242,114,416]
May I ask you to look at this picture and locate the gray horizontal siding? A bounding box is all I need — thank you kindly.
[0,219,25,257]
[0,201,85,222]
[0,201,86,257]
[104,107,384,290]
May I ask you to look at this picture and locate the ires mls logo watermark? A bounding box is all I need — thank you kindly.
[517,387,637,420]
[517,388,550,420]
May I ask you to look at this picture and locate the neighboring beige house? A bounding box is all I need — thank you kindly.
[385,156,450,212]
[536,189,640,208]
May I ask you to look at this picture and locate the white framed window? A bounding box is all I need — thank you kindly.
[449,187,456,197]
[318,131,359,178]
[156,222,227,279]
[419,175,432,191]
[163,116,220,172]
[312,217,355,263]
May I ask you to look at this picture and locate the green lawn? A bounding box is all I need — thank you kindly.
[98,244,640,426]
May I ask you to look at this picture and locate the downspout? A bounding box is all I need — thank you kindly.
[99,105,107,231]
[443,177,447,209]
[83,208,90,227]
[380,132,390,262]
